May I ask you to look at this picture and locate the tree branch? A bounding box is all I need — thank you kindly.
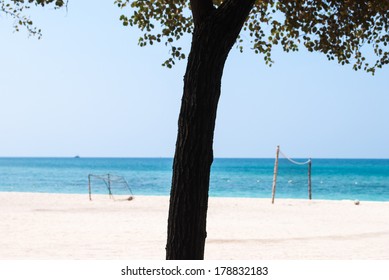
[216,0,256,27]
[190,0,215,27]
[214,0,256,42]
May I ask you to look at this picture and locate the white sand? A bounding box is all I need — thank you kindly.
[1,192,389,259]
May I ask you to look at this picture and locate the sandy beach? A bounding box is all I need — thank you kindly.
[1,192,389,260]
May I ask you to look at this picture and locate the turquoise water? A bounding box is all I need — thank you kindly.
[0,157,389,201]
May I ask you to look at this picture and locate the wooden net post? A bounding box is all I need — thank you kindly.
[308,159,312,200]
[107,173,113,199]
[88,174,92,201]
[271,145,280,204]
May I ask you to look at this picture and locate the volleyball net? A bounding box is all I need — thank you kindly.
[271,146,312,203]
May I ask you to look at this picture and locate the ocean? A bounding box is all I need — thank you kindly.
[1,157,389,201]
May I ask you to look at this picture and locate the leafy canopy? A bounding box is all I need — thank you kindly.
[1,0,65,38]
[115,0,389,74]
[2,0,388,74]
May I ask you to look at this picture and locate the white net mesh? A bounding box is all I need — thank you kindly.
[88,174,134,201]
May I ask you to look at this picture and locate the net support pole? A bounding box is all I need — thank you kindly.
[88,174,92,201]
[308,159,312,200]
[271,145,280,204]
[107,173,113,199]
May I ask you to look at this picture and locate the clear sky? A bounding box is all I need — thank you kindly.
[1,1,388,159]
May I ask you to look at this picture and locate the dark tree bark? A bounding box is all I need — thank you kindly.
[166,0,256,260]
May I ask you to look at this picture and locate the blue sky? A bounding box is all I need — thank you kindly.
[1,1,388,158]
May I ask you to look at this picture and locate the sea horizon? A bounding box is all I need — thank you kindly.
[1,157,389,202]
[1,156,389,159]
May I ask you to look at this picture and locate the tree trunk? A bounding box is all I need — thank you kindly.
[166,0,255,260]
